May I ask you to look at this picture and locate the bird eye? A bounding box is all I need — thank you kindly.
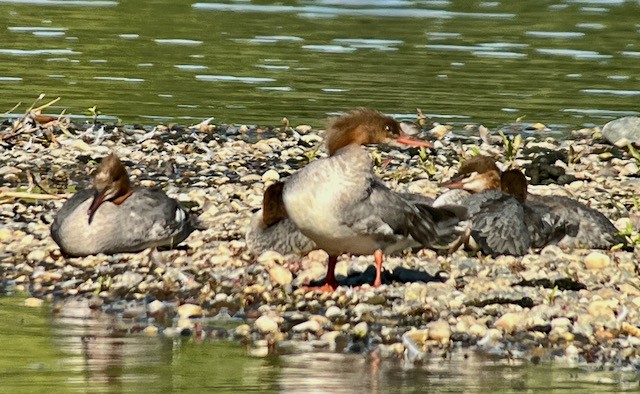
[385,125,391,132]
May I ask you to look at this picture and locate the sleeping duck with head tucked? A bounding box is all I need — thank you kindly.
[51,153,193,257]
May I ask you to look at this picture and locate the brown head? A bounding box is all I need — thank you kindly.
[324,108,432,156]
[440,155,501,193]
[87,153,133,224]
[500,169,528,203]
[261,181,288,227]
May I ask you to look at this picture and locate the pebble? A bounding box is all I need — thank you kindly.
[24,297,44,307]
[144,325,159,336]
[147,300,165,314]
[584,252,611,270]
[325,305,343,319]
[349,321,368,338]
[292,320,322,333]
[27,250,46,261]
[494,312,525,334]
[177,304,203,319]
[269,265,293,286]
[0,228,11,242]
[428,320,451,343]
[261,169,280,183]
[255,315,279,334]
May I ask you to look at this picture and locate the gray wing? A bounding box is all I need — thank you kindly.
[522,202,563,248]
[529,194,622,249]
[122,188,193,249]
[465,190,530,256]
[341,178,466,249]
[401,192,435,206]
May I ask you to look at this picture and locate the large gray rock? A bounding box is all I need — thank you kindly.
[602,116,640,146]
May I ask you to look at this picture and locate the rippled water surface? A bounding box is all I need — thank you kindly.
[0,0,639,130]
[1,296,638,393]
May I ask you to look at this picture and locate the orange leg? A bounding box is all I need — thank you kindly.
[304,255,339,292]
[373,250,384,287]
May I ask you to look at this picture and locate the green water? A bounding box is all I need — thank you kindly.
[0,296,638,393]
[0,0,639,130]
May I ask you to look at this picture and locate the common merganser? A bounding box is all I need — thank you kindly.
[246,181,316,256]
[501,169,623,249]
[282,108,468,291]
[435,155,557,256]
[51,153,193,257]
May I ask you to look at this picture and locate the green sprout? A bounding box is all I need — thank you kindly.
[498,131,523,163]
[548,285,559,304]
[627,143,640,165]
[418,147,437,175]
[87,105,101,125]
[303,143,322,163]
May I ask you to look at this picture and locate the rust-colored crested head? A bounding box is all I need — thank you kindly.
[261,181,288,227]
[501,169,528,203]
[440,155,501,193]
[324,108,431,156]
[87,153,133,224]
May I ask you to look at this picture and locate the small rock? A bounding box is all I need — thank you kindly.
[234,324,251,337]
[404,282,427,302]
[494,312,525,334]
[27,250,46,261]
[257,251,284,268]
[320,331,347,350]
[261,169,280,183]
[144,326,159,336]
[325,305,343,319]
[469,323,488,337]
[587,300,616,320]
[147,300,165,314]
[177,318,194,329]
[178,303,203,318]
[428,320,451,343]
[269,265,293,286]
[255,315,279,334]
[353,322,368,338]
[0,228,11,241]
[292,320,322,334]
[584,252,610,270]
[24,297,44,308]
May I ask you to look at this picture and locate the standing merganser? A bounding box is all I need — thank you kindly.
[246,181,316,256]
[282,108,468,291]
[501,169,623,249]
[435,155,557,256]
[51,153,193,257]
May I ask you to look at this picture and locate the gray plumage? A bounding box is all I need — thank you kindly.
[245,209,316,256]
[528,194,623,249]
[51,188,192,257]
[434,189,558,256]
[283,145,467,256]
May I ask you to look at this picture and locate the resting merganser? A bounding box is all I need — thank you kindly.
[501,169,623,249]
[282,108,468,291]
[51,153,193,257]
[245,181,316,256]
[435,155,559,256]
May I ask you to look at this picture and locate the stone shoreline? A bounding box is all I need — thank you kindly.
[1,114,640,371]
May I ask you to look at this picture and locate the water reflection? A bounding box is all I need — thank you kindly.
[1,297,639,392]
